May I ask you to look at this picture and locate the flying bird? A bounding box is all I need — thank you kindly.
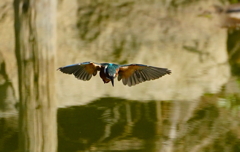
[58,62,171,87]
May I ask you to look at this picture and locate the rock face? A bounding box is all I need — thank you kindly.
[0,0,230,107]
[0,52,16,113]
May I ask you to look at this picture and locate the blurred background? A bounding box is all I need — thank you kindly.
[1,0,240,151]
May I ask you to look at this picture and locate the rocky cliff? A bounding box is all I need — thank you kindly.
[0,0,230,108]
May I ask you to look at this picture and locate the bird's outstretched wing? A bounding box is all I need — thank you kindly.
[118,64,171,86]
[58,62,101,81]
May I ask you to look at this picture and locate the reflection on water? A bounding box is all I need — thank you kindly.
[1,91,240,151]
[57,95,240,152]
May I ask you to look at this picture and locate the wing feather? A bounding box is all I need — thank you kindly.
[118,64,171,86]
[132,73,137,85]
[134,72,141,84]
[123,78,127,85]
[58,62,101,81]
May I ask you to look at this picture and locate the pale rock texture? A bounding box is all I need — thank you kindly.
[0,0,230,107]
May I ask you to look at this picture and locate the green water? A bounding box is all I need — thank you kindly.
[57,93,240,152]
[1,87,240,152]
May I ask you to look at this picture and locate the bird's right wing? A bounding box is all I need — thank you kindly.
[118,64,171,86]
[57,62,101,81]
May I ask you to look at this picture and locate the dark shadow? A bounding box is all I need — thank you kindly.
[0,116,18,152]
[227,30,240,76]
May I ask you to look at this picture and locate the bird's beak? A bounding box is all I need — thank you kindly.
[110,77,114,87]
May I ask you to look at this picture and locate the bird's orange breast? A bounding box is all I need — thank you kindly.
[99,67,110,83]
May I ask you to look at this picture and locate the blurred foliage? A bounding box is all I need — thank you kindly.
[218,95,240,114]
[229,0,240,3]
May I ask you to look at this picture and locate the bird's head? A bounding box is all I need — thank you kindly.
[104,63,119,87]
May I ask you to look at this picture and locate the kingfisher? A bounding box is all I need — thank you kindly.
[58,62,171,87]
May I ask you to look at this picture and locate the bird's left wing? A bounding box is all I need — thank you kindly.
[58,62,101,81]
[118,64,171,86]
